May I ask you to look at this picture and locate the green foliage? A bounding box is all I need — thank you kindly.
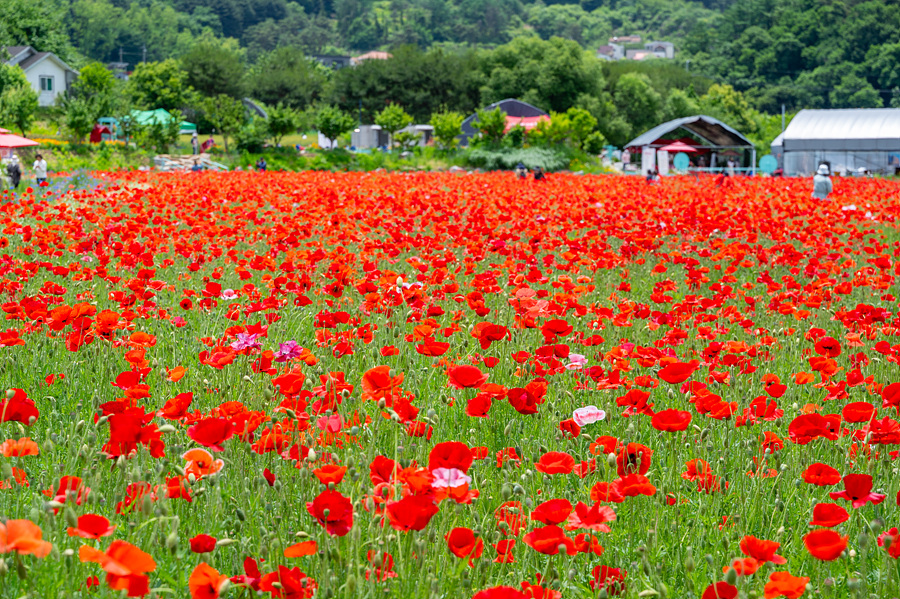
[266,103,300,146]
[128,59,194,111]
[477,37,607,114]
[697,83,757,136]
[328,46,481,123]
[0,0,76,63]
[244,47,326,110]
[0,64,38,136]
[182,42,245,99]
[74,63,116,98]
[315,105,355,148]
[464,147,569,171]
[611,72,663,145]
[60,96,97,143]
[472,107,507,146]
[202,94,245,152]
[429,110,464,151]
[527,108,599,150]
[235,119,269,153]
[393,130,421,151]
[375,104,413,147]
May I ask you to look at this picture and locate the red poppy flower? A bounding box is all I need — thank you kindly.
[67,514,116,539]
[429,441,474,473]
[284,540,318,557]
[616,443,653,476]
[739,535,786,564]
[493,539,516,563]
[313,464,347,486]
[0,389,39,425]
[764,571,810,599]
[186,418,234,452]
[522,525,576,555]
[565,501,616,532]
[263,468,276,486]
[306,490,354,536]
[804,529,848,561]
[809,503,849,527]
[658,360,699,384]
[466,394,492,418]
[79,540,156,598]
[841,401,875,423]
[447,365,488,389]
[802,462,841,486]
[534,451,575,474]
[259,566,318,599]
[189,563,229,599]
[472,587,528,599]
[829,473,887,508]
[814,336,841,357]
[616,474,656,497]
[445,527,484,565]
[530,498,573,525]
[385,495,439,532]
[507,387,539,415]
[0,519,53,557]
[651,409,692,432]
[189,534,217,554]
[0,437,39,457]
[702,582,738,599]
[589,566,627,595]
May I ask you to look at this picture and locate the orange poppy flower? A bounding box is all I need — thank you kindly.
[0,437,39,457]
[0,519,53,557]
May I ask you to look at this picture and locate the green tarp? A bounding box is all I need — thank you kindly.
[129,109,196,132]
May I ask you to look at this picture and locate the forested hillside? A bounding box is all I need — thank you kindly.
[2,0,899,137]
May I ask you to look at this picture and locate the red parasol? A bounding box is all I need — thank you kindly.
[657,141,699,153]
[0,133,39,148]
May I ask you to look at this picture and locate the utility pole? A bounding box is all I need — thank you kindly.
[781,103,785,132]
[119,47,124,63]
[142,45,147,63]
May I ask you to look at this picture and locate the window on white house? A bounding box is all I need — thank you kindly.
[40,76,54,92]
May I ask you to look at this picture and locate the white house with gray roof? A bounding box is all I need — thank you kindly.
[3,46,79,107]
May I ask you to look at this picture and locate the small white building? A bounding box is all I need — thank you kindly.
[3,46,79,107]
[644,41,675,59]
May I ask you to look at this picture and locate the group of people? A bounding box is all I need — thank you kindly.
[515,163,544,181]
[2,154,48,192]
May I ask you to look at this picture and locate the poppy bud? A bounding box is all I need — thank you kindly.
[216,538,237,547]
[724,567,738,585]
[0,559,7,575]
[264,387,275,400]
[158,424,176,434]
[345,575,357,594]
[501,483,512,499]
[684,554,695,572]
[16,558,27,579]
[242,376,252,383]
[705,554,714,566]
[307,449,318,462]
[858,532,869,550]
[166,532,179,550]
[607,453,617,467]
[64,506,78,528]
[5,389,13,400]
[236,508,246,521]
[75,420,85,432]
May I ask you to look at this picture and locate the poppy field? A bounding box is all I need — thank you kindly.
[1,171,900,599]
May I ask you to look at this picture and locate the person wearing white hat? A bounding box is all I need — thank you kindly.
[812,164,832,200]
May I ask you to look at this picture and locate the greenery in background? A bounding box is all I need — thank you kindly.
[374,104,413,148]
[314,105,355,147]
[0,63,39,135]
[202,94,245,152]
[429,110,464,151]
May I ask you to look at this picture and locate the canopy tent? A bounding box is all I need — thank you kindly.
[460,99,548,145]
[128,109,197,133]
[0,128,9,134]
[780,109,900,176]
[625,115,756,174]
[0,133,39,148]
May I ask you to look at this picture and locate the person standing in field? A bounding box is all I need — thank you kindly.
[812,164,832,200]
[33,154,48,186]
[191,132,199,155]
[6,155,22,191]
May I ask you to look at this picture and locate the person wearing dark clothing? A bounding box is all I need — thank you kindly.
[6,155,22,190]
[533,166,545,181]
[256,158,267,172]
